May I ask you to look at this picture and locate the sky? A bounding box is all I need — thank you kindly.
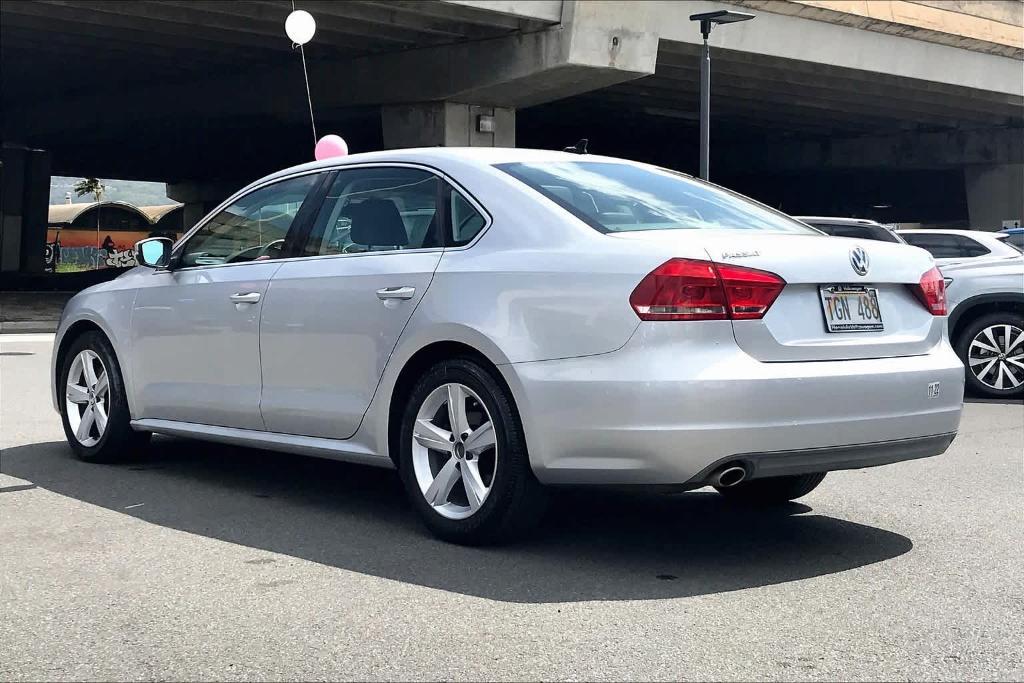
[50,176,174,207]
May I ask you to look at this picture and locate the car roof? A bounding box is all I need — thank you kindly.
[1001,227,1024,234]
[898,228,999,236]
[254,147,640,188]
[794,216,884,227]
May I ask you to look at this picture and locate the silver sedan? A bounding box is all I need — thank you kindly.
[52,148,964,543]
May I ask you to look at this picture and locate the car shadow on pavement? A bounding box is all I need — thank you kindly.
[2,438,913,604]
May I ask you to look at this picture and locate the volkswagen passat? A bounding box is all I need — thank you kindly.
[52,148,964,543]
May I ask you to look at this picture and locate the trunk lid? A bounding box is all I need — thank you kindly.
[611,230,942,361]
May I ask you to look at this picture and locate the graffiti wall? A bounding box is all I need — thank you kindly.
[45,203,182,273]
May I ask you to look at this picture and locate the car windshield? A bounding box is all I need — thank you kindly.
[496,161,816,234]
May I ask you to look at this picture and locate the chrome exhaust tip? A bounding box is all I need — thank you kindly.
[714,465,748,488]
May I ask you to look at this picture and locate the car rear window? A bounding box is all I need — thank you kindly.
[811,223,902,243]
[496,161,816,234]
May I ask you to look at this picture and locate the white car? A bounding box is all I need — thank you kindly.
[52,148,964,543]
[898,229,1022,266]
[943,257,1024,398]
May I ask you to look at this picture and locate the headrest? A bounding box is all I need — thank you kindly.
[348,199,409,247]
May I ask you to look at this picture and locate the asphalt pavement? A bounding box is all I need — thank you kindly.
[1,333,1022,681]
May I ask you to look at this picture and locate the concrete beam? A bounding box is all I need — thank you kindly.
[656,0,1024,98]
[440,0,563,23]
[724,127,1024,171]
[334,1,658,108]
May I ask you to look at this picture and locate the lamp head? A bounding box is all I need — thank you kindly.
[689,10,755,39]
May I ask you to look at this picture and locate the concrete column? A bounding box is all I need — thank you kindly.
[1,144,50,274]
[965,164,1024,230]
[382,103,515,149]
[165,180,240,231]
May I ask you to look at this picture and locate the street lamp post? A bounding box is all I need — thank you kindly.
[689,10,754,181]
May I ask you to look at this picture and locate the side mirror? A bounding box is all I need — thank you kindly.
[135,237,173,269]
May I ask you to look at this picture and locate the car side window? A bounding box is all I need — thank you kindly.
[901,233,991,259]
[306,167,441,256]
[448,186,486,246]
[178,174,319,267]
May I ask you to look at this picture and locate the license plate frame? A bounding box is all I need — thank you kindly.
[819,285,884,333]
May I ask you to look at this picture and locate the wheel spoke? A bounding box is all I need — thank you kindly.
[76,406,96,442]
[81,351,98,387]
[447,384,469,436]
[1006,329,1024,354]
[413,419,453,452]
[464,421,495,453]
[1006,356,1024,371]
[971,339,1000,354]
[94,371,109,399]
[423,456,460,506]
[995,363,1007,390]
[1000,362,1021,388]
[66,383,90,404]
[93,403,108,434]
[461,460,487,511]
[969,355,992,367]
[976,358,998,380]
[983,327,1000,353]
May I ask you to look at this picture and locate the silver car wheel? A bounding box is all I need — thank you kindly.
[968,324,1024,391]
[65,349,110,447]
[411,382,498,520]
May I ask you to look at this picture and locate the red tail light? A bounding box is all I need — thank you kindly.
[911,266,947,315]
[630,258,785,321]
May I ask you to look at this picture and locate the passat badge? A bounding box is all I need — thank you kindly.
[927,382,940,399]
[850,246,870,276]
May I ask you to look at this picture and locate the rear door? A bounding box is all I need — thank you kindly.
[259,166,485,439]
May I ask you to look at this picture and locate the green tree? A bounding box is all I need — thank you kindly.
[73,177,106,202]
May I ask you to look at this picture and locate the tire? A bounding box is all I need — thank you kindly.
[716,472,826,504]
[58,330,150,462]
[397,358,547,545]
[954,312,1024,399]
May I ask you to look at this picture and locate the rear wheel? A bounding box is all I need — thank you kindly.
[716,472,826,504]
[398,358,546,544]
[955,312,1024,399]
[59,331,150,462]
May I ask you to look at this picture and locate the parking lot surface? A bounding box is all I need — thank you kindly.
[2,333,1022,681]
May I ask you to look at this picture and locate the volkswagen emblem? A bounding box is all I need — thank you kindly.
[850,246,870,276]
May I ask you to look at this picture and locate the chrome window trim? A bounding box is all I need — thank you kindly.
[170,162,493,272]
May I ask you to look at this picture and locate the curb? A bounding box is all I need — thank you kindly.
[0,321,59,334]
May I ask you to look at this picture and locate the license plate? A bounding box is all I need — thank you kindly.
[819,285,884,332]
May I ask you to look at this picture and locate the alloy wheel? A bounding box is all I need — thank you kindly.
[411,382,498,520]
[65,349,110,447]
[968,324,1024,391]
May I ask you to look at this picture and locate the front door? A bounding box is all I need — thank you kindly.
[130,173,323,429]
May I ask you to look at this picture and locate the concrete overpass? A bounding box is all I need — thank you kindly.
[2,0,1022,277]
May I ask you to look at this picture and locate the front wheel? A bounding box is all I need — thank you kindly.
[59,330,150,462]
[716,472,826,504]
[955,312,1024,399]
[398,358,546,545]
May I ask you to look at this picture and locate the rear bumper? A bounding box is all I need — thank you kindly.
[504,321,964,486]
[688,432,956,486]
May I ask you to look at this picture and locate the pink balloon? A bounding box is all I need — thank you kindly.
[314,135,348,160]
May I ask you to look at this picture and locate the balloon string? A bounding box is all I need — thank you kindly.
[299,43,317,146]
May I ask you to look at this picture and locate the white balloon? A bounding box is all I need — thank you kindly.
[285,10,316,46]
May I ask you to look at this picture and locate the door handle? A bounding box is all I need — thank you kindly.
[376,286,416,301]
[229,292,261,304]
